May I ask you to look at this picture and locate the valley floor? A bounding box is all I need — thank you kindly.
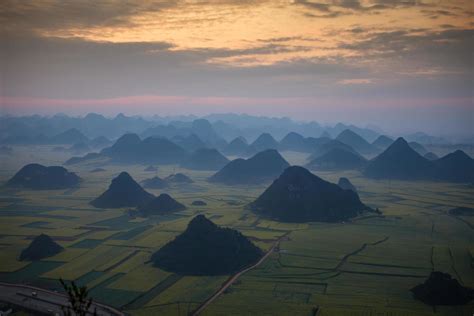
[0,146,473,315]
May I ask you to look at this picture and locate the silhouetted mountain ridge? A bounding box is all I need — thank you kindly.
[209,149,290,185]
[306,148,367,170]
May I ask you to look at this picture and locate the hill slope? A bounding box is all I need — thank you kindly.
[308,140,359,161]
[91,172,154,208]
[336,129,375,154]
[20,234,63,261]
[338,177,357,192]
[180,148,229,170]
[151,215,263,275]
[7,164,81,190]
[372,135,394,149]
[139,193,186,215]
[223,136,249,156]
[251,166,368,222]
[306,148,367,170]
[141,176,168,189]
[101,134,188,164]
[434,150,474,183]
[411,271,473,305]
[251,133,279,152]
[279,132,311,152]
[209,149,290,185]
[364,137,435,180]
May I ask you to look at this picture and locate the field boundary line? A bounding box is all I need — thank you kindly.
[191,232,290,315]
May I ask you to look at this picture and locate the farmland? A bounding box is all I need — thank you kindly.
[0,146,473,315]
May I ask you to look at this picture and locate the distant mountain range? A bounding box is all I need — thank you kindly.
[372,135,394,150]
[364,138,474,182]
[223,136,249,156]
[58,125,474,184]
[180,148,229,170]
[209,149,290,185]
[251,133,279,152]
[306,147,367,171]
[1,113,468,150]
[336,129,376,155]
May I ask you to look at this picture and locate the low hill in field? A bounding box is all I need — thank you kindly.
[144,165,158,172]
[251,166,368,222]
[51,128,89,144]
[91,172,154,208]
[141,176,168,189]
[101,134,188,164]
[306,148,367,170]
[20,234,63,261]
[372,135,394,150]
[279,132,311,152]
[364,138,435,180]
[308,140,359,161]
[171,134,207,152]
[151,215,263,275]
[7,164,81,190]
[434,150,474,183]
[411,271,473,305]
[336,129,375,154]
[165,173,194,184]
[223,136,249,156]
[250,133,279,152]
[209,149,290,185]
[139,193,186,215]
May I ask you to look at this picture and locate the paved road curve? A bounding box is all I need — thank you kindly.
[192,233,289,315]
[0,282,124,316]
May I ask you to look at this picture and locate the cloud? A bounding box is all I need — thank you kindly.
[293,0,332,12]
[338,28,474,73]
[338,78,373,84]
[0,1,176,35]
[0,0,272,37]
[1,0,472,117]
[293,0,418,17]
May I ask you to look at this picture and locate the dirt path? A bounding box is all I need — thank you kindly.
[192,233,289,316]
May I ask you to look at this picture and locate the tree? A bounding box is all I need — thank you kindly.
[60,278,97,316]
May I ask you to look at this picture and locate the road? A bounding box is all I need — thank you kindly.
[0,282,124,316]
[192,233,289,316]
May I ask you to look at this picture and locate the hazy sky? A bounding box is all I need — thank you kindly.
[1,0,473,135]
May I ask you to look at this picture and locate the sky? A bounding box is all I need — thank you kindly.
[1,0,473,136]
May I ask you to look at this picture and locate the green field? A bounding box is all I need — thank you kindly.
[0,146,473,315]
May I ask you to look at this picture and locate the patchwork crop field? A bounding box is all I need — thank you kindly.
[0,147,473,315]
